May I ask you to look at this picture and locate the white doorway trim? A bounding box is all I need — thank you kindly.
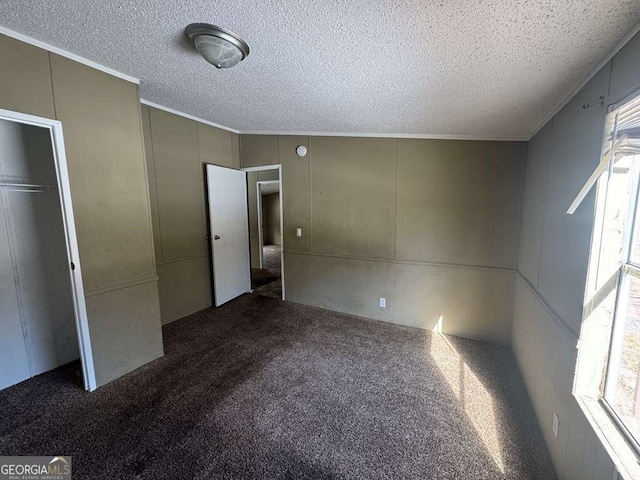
[0,108,97,391]
[256,182,263,270]
[241,165,285,300]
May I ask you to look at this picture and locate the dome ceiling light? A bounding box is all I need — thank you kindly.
[185,23,250,69]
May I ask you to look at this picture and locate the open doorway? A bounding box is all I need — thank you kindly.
[0,109,95,392]
[255,180,281,298]
[243,166,284,300]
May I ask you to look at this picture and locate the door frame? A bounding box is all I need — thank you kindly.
[0,108,96,391]
[241,165,285,300]
[256,180,280,269]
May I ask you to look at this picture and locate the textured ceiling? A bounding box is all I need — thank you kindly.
[1,1,640,139]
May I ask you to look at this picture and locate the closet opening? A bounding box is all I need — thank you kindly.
[0,109,95,392]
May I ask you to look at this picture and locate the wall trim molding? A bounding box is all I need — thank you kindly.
[527,19,640,141]
[241,130,528,142]
[0,26,140,85]
[84,276,159,298]
[241,164,281,172]
[516,270,580,341]
[140,99,240,134]
[156,253,209,266]
[285,250,518,274]
[139,101,528,141]
[4,21,639,143]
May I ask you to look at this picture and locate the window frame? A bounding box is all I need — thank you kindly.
[599,93,640,456]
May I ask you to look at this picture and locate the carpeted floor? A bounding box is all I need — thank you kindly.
[251,244,282,299]
[0,294,556,479]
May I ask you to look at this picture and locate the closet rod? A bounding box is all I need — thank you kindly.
[0,182,58,192]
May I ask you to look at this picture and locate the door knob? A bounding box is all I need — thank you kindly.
[214,235,221,240]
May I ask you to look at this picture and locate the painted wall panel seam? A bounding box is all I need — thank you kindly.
[392,138,399,261]
[0,26,140,85]
[289,250,519,273]
[136,94,159,277]
[156,252,209,266]
[513,143,528,270]
[194,123,208,260]
[141,105,164,262]
[84,276,159,298]
[308,136,313,254]
[535,118,554,291]
[46,52,57,119]
[517,270,579,341]
[526,20,640,140]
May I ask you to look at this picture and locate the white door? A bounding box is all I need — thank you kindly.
[206,164,251,306]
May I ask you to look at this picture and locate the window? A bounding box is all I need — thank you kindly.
[585,92,640,450]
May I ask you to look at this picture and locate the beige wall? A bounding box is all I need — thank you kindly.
[0,33,163,387]
[141,105,240,324]
[513,31,640,479]
[241,135,525,345]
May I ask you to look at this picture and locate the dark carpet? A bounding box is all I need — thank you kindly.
[251,244,282,299]
[0,294,556,479]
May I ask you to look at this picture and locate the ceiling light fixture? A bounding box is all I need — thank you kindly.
[185,23,249,69]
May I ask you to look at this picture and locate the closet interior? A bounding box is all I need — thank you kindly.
[0,118,79,390]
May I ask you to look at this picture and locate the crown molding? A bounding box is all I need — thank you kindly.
[526,19,640,140]
[0,25,139,84]
[4,20,639,142]
[140,99,240,133]
[139,102,525,140]
[239,130,528,141]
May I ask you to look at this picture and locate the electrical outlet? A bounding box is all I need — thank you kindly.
[552,412,559,439]
[296,228,302,237]
[380,297,386,308]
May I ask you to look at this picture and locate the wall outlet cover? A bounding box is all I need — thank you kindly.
[296,228,302,237]
[552,412,559,439]
[380,297,386,308]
